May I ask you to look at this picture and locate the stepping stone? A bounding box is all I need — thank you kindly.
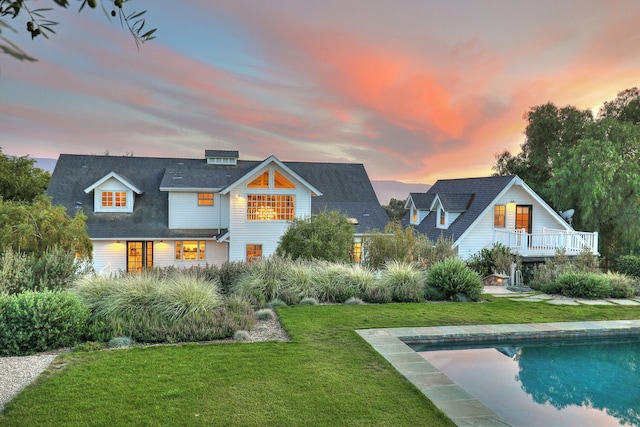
[510,297,545,302]
[608,299,640,306]
[575,299,614,305]
[546,299,580,305]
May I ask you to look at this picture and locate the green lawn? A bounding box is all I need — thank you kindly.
[2,297,639,426]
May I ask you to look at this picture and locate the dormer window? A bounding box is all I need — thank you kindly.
[102,191,127,208]
[437,208,447,228]
[412,207,418,223]
[84,171,142,214]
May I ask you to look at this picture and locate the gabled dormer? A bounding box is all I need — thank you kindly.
[405,193,434,225]
[84,171,143,213]
[430,193,473,229]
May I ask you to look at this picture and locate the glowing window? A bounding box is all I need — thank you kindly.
[351,241,362,263]
[494,205,506,227]
[247,195,295,220]
[101,191,113,207]
[274,171,295,188]
[440,208,446,225]
[247,171,269,188]
[115,191,127,207]
[198,193,214,206]
[175,241,206,261]
[412,207,418,222]
[246,244,262,263]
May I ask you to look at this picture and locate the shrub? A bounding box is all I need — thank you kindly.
[313,263,361,303]
[615,255,640,278]
[256,309,275,321]
[30,247,94,292]
[211,261,249,296]
[232,257,288,308]
[539,280,565,295]
[282,260,318,302]
[605,272,637,298]
[344,297,364,305]
[233,330,251,342]
[108,336,133,348]
[362,282,393,304]
[556,272,612,299]
[74,271,245,343]
[529,249,574,290]
[266,299,287,309]
[0,249,33,295]
[467,243,521,278]
[0,290,89,356]
[380,261,424,303]
[299,297,318,306]
[425,258,483,302]
[572,247,600,273]
[73,341,106,352]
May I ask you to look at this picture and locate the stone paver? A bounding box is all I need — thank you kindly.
[609,299,640,306]
[483,286,640,306]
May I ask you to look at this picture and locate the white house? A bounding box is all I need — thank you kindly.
[404,175,599,261]
[47,150,389,275]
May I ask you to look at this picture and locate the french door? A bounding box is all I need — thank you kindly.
[127,241,154,273]
[515,205,532,247]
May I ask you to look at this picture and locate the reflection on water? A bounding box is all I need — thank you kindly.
[419,338,640,427]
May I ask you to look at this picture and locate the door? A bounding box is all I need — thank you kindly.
[127,241,154,273]
[515,205,532,247]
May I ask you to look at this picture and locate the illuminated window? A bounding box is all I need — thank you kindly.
[412,207,417,222]
[175,241,206,261]
[101,191,127,207]
[247,171,269,188]
[101,191,113,207]
[351,241,362,263]
[440,208,446,225]
[198,193,214,206]
[274,171,295,188]
[494,205,506,227]
[115,191,127,207]
[247,195,295,220]
[246,244,262,263]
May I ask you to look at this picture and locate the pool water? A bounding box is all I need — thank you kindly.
[415,337,640,427]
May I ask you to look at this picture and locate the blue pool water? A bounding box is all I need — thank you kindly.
[413,337,640,427]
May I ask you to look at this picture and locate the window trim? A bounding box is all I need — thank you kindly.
[198,192,214,206]
[494,205,506,228]
[100,190,128,209]
[246,244,263,263]
[175,240,206,261]
[246,194,295,221]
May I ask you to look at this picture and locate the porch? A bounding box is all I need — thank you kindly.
[494,227,599,258]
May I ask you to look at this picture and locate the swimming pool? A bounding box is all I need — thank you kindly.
[357,320,640,426]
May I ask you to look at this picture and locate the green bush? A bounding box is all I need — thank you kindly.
[313,263,361,303]
[556,272,612,299]
[605,272,637,298]
[0,249,33,294]
[0,290,89,356]
[615,255,640,278]
[529,249,574,290]
[425,258,483,301]
[362,282,393,304]
[30,247,94,292]
[299,297,318,306]
[232,257,288,307]
[256,308,274,321]
[380,261,424,303]
[74,271,250,343]
[468,243,521,278]
[209,261,249,296]
[282,260,318,302]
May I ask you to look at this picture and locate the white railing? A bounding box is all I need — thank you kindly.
[494,228,599,256]
[100,263,112,276]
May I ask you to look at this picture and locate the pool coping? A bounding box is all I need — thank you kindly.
[356,320,640,427]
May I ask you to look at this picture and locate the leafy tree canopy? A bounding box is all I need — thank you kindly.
[0,194,92,258]
[493,88,640,259]
[0,0,156,61]
[0,148,50,202]
[382,198,408,222]
[276,210,355,263]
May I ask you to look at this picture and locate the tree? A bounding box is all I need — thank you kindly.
[598,87,640,125]
[0,194,92,257]
[0,0,156,61]
[382,198,408,222]
[276,210,355,263]
[0,148,50,202]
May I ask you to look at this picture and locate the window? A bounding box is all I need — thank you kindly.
[440,208,446,226]
[247,171,269,188]
[274,171,295,188]
[175,241,206,261]
[351,241,362,263]
[494,205,506,227]
[198,193,214,206]
[247,195,295,220]
[412,207,418,222]
[101,191,127,208]
[246,244,262,263]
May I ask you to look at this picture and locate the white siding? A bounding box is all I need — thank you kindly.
[457,186,570,260]
[93,240,127,275]
[92,178,134,213]
[228,165,313,262]
[168,192,229,229]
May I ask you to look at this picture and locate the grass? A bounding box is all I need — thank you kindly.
[2,297,640,426]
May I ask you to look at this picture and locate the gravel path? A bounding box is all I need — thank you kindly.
[0,314,288,412]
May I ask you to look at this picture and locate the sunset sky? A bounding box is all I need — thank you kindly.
[1,0,639,184]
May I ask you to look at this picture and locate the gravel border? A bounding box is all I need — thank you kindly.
[0,313,288,412]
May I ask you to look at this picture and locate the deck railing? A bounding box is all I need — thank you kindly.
[494,228,599,256]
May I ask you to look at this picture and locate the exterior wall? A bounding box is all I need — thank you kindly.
[227,166,313,262]
[93,239,229,275]
[92,177,134,213]
[168,192,229,229]
[456,186,570,260]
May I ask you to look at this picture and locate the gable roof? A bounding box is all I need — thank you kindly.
[84,171,143,194]
[412,175,516,243]
[47,153,388,239]
[405,192,435,210]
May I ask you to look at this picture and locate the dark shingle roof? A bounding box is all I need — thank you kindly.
[205,150,239,159]
[412,175,515,243]
[408,192,435,210]
[47,154,389,239]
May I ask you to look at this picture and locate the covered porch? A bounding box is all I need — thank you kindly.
[494,227,599,258]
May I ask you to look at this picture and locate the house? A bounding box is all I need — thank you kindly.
[404,175,599,261]
[46,150,389,275]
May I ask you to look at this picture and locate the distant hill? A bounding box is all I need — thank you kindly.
[371,180,431,205]
[33,158,57,173]
[30,158,428,205]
